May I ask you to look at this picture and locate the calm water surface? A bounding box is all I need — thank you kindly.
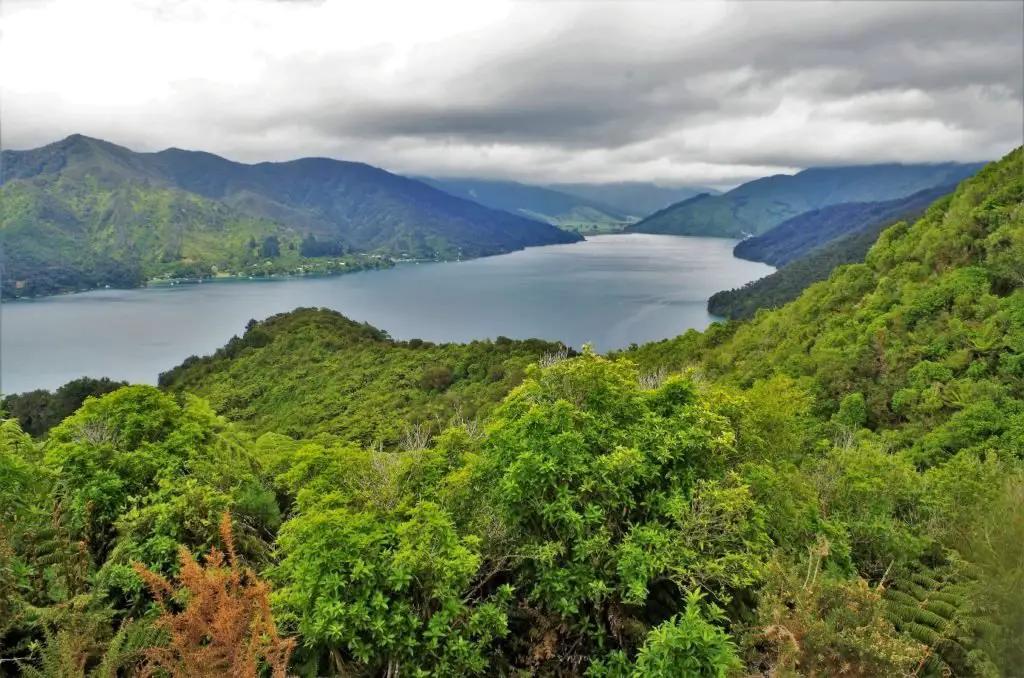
[1,234,773,393]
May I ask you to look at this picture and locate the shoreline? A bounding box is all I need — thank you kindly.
[0,235,740,303]
[1,261,397,303]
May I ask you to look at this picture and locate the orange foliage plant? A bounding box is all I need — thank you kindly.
[133,513,294,678]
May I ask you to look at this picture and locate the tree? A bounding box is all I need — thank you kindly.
[42,386,279,584]
[3,377,128,438]
[272,501,509,676]
[588,593,742,678]
[260,236,281,259]
[478,351,769,671]
[421,364,455,391]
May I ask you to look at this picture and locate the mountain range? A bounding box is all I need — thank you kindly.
[548,182,722,217]
[732,183,960,268]
[707,186,958,320]
[415,177,632,228]
[627,161,986,238]
[0,135,580,297]
[419,178,722,227]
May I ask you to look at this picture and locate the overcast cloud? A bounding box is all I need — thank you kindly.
[1,0,1021,187]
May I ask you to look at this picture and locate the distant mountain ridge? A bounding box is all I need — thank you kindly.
[707,186,958,320]
[0,135,580,297]
[549,182,721,217]
[627,161,986,238]
[732,183,960,267]
[415,177,631,227]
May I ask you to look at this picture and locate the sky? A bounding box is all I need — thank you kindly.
[1,0,1022,188]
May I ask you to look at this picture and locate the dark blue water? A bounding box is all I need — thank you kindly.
[1,234,773,394]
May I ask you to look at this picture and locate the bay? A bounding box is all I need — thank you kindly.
[0,234,773,394]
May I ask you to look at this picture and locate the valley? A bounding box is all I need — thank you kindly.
[0,35,1020,678]
[2,146,1020,678]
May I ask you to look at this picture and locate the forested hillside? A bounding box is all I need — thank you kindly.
[157,308,572,446]
[627,161,984,238]
[707,185,959,320]
[707,222,893,320]
[732,184,957,267]
[146,147,579,257]
[629,146,1022,434]
[0,135,579,297]
[1,147,1021,678]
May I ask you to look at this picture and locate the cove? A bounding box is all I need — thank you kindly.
[0,234,773,394]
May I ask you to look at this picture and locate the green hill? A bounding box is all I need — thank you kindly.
[707,220,896,320]
[146,149,580,256]
[733,184,960,267]
[0,135,579,297]
[157,308,571,446]
[416,176,631,229]
[707,185,960,320]
[627,161,986,237]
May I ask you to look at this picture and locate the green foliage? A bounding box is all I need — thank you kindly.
[732,185,957,268]
[813,441,925,579]
[1,148,1022,678]
[587,593,741,678]
[273,501,509,677]
[17,604,160,678]
[479,352,770,667]
[629,147,1024,465]
[43,387,279,591]
[708,186,947,321]
[2,378,128,438]
[159,308,570,446]
[958,472,1024,672]
[883,565,1002,678]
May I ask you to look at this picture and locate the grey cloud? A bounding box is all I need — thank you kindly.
[1,0,1020,184]
[228,1,1021,156]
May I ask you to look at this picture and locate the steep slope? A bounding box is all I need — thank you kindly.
[550,181,721,217]
[627,162,985,237]
[415,177,630,227]
[627,146,1023,445]
[149,150,581,257]
[707,185,960,319]
[0,135,580,297]
[0,136,294,297]
[733,184,958,267]
[708,215,922,320]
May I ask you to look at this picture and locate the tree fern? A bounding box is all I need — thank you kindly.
[883,566,1000,677]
